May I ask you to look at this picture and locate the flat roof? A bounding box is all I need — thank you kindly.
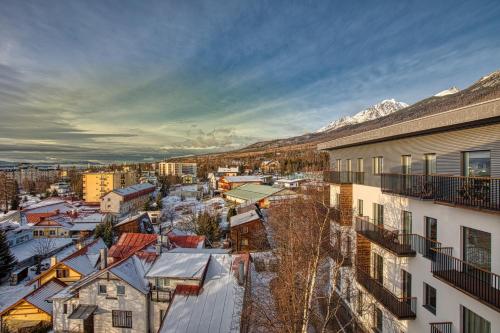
[318,98,500,150]
[224,184,283,202]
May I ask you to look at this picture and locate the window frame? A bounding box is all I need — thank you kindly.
[98,284,107,295]
[112,310,133,328]
[423,282,437,315]
[116,285,126,296]
[372,156,383,175]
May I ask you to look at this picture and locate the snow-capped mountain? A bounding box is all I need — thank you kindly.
[316,99,409,133]
[434,86,460,97]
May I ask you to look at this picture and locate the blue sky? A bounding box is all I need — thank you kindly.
[0,0,499,162]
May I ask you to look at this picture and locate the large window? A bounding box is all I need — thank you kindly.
[401,155,412,174]
[463,307,490,333]
[423,282,436,315]
[357,158,364,173]
[346,159,352,173]
[336,159,342,172]
[372,156,383,175]
[402,211,412,235]
[372,203,384,226]
[112,310,133,328]
[463,227,491,271]
[357,199,363,217]
[462,151,491,177]
[424,153,436,175]
[425,217,438,259]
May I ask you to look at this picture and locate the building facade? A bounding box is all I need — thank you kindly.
[83,171,136,203]
[320,98,500,333]
[100,183,155,216]
[158,162,197,177]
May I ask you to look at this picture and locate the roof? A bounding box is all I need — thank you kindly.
[167,232,206,249]
[25,211,59,224]
[68,304,98,320]
[224,184,283,202]
[69,222,100,231]
[22,279,66,315]
[108,233,158,260]
[230,210,262,227]
[109,255,152,294]
[10,238,74,263]
[158,253,246,333]
[111,183,155,200]
[114,212,150,227]
[146,253,211,279]
[217,167,239,173]
[224,176,262,183]
[318,97,500,150]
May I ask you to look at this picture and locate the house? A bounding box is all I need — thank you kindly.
[274,178,305,188]
[319,96,500,332]
[113,212,154,236]
[49,182,71,195]
[82,171,137,204]
[230,209,269,252]
[107,232,159,264]
[100,183,155,216]
[166,231,205,249]
[0,279,66,332]
[0,239,107,332]
[224,184,297,208]
[218,175,264,191]
[260,160,280,174]
[158,251,250,333]
[217,166,240,176]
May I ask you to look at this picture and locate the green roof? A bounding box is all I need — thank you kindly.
[224,184,283,202]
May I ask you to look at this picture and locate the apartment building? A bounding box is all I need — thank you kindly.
[157,162,197,177]
[82,171,136,203]
[319,98,500,333]
[100,183,155,216]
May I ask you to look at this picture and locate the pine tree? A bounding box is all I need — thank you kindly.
[195,212,221,244]
[0,231,17,280]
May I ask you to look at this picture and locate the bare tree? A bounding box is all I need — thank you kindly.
[246,187,372,333]
[31,238,56,274]
[162,205,177,228]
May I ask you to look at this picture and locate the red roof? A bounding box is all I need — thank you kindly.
[26,211,59,223]
[108,233,157,260]
[167,232,206,249]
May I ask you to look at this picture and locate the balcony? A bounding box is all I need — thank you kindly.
[324,171,365,185]
[430,322,452,333]
[356,268,416,319]
[355,217,416,257]
[431,248,500,311]
[381,174,500,212]
[330,246,353,267]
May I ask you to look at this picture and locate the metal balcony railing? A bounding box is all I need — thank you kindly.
[324,171,365,185]
[355,217,416,256]
[430,322,452,333]
[381,173,500,212]
[431,248,500,311]
[356,268,416,319]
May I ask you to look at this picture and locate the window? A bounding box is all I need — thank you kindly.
[423,283,436,315]
[112,310,133,328]
[346,159,352,172]
[33,230,39,237]
[356,158,364,173]
[424,153,436,175]
[402,211,412,235]
[463,227,491,271]
[373,307,383,333]
[49,230,56,236]
[372,203,384,226]
[373,253,383,284]
[241,226,249,234]
[462,151,490,177]
[335,193,340,208]
[425,217,438,258]
[241,238,249,246]
[63,303,68,314]
[401,155,412,174]
[372,156,383,175]
[357,199,363,216]
[98,284,107,295]
[463,306,490,333]
[56,269,69,278]
[117,285,125,296]
[336,159,342,172]
[39,230,44,236]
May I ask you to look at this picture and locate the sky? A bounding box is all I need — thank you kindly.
[0,0,499,163]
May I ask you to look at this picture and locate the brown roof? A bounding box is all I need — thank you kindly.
[108,233,157,260]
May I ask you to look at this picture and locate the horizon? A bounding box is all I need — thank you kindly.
[1,0,500,163]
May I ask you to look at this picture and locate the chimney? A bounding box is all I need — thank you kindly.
[238,260,245,286]
[155,243,162,256]
[99,248,107,270]
[50,256,58,267]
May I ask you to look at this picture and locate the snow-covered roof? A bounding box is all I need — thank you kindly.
[111,183,155,198]
[146,253,211,280]
[158,253,245,333]
[109,255,152,294]
[24,279,66,315]
[224,176,262,183]
[10,238,74,263]
[230,209,262,227]
[69,222,100,231]
[63,238,107,276]
[217,167,239,173]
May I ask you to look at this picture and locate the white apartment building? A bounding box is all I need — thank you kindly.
[319,98,500,333]
[157,162,197,177]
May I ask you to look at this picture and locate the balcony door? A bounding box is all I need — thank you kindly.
[373,203,384,226]
[401,269,412,301]
[401,155,412,174]
[424,153,436,175]
[425,217,438,258]
[346,159,352,182]
[373,253,384,284]
[401,211,412,245]
[462,227,491,271]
